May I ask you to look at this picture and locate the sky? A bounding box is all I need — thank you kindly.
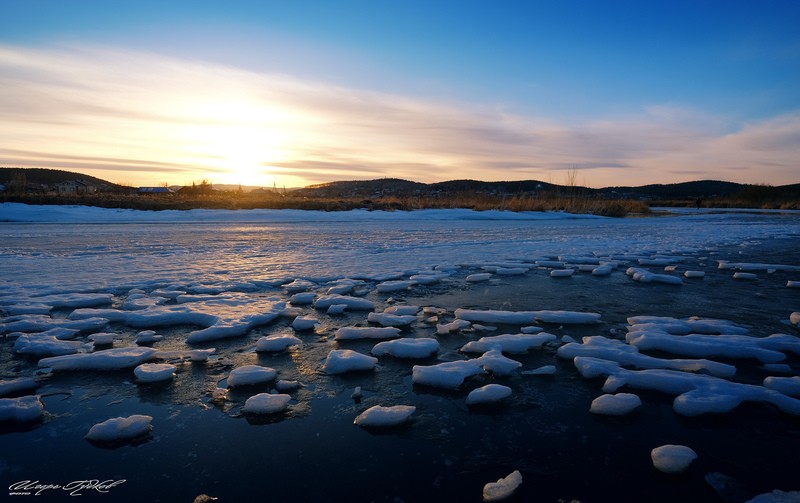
[1,1,799,189]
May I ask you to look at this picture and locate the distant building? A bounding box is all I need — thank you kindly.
[56,180,97,195]
[137,187,175,195]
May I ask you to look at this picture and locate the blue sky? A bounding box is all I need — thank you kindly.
[1,0,798,187]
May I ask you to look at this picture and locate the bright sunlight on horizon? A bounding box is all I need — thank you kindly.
[1,1,799,189]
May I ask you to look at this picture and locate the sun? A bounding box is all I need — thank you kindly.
[178,99,291,188]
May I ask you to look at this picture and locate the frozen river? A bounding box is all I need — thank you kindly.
[1,204,800,502]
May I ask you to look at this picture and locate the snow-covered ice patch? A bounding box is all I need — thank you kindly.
[39,347,156,370]
[650,444,697,474]
[324,349,378,374]
[255,334,302,352]
[134,363,177,383]
[85,415,153,443]
[456,308,601,325]
[461,333,556,354]
[242,393,291,415]
[371,338,440,359]
[0,395,43,422]
[335,326,401,340]
[354,405,415,427]
[466,384,512,405]
[590,393,642,416]
[367,312,417,327]
[227,365,278,387]
[482,470,523,502]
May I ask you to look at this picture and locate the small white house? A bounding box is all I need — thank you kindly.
[56,180,96,195]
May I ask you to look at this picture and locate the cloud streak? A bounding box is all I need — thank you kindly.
[0,44,797,187]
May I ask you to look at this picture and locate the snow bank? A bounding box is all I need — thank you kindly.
[482,470,523,502]
[371,338,440,358]
[590,393,642,416]
[242,393,291,414]
[324,350,378,374]
[354,405,416,427]
[0,395,43,422]
[39,347,156,370]
[650,444,697,474]
[227,365,277,387]
[466,384,512,405]
[85,415,153,442]
[134,363,177,383]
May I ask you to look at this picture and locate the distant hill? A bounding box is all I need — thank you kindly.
[0,167,125,190]
[297,177,800,204]
[2,168,797,203]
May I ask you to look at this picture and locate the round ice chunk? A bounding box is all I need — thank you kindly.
[651,444,697,473]
[590,393,642,416]
[227,365,277,387]
[483,470,523,502]
[85,415,153,442]
[242,393,291,414]
[466,384,512,405]
[256,334,302,352]
[134,363,177,383]
[354,405,415,427]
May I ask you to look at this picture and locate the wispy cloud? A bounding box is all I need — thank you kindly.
[0,44,797,187]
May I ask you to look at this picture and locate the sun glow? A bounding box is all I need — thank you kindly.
[176,99,292,187]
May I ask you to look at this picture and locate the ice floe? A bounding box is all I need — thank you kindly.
[242,393,291,414]
[354,405,415,427]
[367,312,417,327]
[13,335,88,356]
[763,376,800,396]
[626,267,683,285]
[590,393,642,416]
[134,363,177,383]
[291,316,319,331]
[0,395,43,422]
[650,444,697,474]
[557,336,736,378]
[412,350,522,388]
[255,334,302,352]
[324,349,378,374]
[313,295,375,311]
[371,338,440,359]
[39,347,156,370]
[466,384,512,405]
[482,470,522,502]
[335,326,401,340]
[0,377,38,397]
[572,357,800,416]
[227,365,277,387]
[461,332,556,354]
[455,308,601,325]
[85,415,153,442]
